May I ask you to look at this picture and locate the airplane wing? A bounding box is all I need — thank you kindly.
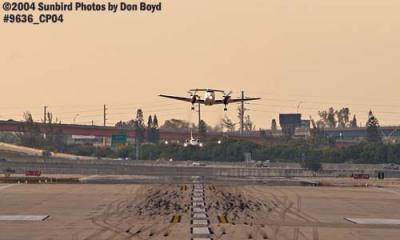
[229,97,261,103]
[189,89,208,92]
[159,94,204,103]
[214,97,261,104]
[189,88,225,93]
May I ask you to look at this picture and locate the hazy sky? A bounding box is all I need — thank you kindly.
[1,0,400,128]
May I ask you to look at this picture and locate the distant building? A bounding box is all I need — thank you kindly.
[66,135,103,146]
[279,114,301,138]
[295,119,311,138]
[300,120,310,128]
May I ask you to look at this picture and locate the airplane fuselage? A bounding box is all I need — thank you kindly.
[203,91,216,105]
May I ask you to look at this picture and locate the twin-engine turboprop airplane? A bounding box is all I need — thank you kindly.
[184,129,203,147]
[159,89,261,111]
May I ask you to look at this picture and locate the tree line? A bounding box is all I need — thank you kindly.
[16,112,66,151]
[115,109,160,143]
[317,107,358,128]
[4,107,398,166]
[61,137,400,165]
[66,109,397,165]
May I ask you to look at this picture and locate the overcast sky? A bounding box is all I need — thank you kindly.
[1,0,399,128]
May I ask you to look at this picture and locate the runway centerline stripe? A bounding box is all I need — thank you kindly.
[190,177,212,240]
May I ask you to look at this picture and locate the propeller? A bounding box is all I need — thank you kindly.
[223,90,232,104]
[223,90,232,97]
[189,91,200,110]
[223,90,232,111]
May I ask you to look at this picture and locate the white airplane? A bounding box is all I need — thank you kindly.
[184,130,203,147]
[159,89,261,111]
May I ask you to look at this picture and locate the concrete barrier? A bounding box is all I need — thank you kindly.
[0,160,381,178]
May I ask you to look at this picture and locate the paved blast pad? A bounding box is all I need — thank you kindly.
[193,193,204,197]
[191,227,211,235]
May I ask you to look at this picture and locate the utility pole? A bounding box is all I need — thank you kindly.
[43,105,48,139]
[135,112,140,160]
[240,91,244,135]
[103,104,107,127]
[73,114,79,124]
[103,104,107,146]
[198,102,201,133]
[135,141,139,160]
[43,106,48,124]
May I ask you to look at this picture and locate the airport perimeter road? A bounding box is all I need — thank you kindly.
[1,184,400,239]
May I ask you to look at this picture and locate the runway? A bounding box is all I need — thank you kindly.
[1,181,400,239]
